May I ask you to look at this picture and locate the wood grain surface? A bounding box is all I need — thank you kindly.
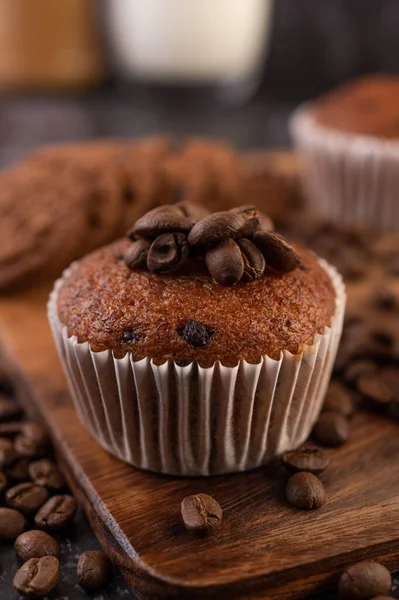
[0,153,398,599]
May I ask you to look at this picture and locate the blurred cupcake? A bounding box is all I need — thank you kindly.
[48,202,345,476]
[290,74,399,232]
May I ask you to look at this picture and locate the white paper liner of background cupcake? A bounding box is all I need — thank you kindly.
[290,105,399,233]
[47,259,345,476]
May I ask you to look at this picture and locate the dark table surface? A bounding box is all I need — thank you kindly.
[0,85,398,600]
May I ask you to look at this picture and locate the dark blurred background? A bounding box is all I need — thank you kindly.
[1,0,399,168]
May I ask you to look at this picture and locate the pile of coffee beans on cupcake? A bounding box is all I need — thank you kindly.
[0,376,113,598]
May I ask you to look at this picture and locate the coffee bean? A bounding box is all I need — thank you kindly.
[15,530,60,561]
[34,494,77,531]
[285,472,326,510]
[178,320,214,348]
[0,436,17,466]
[322,381,354,416]
[21,423,48,446]
[13,556,59,599]
[147,233,189,274]
[181,493,223,535]
[252,231,301,272]
[373,287,399,312]
[0,507,26,541]
[339,561,392,599]
[29,459,66,491]
[131,205,195,238]
[237,238,265,282]
[124,239,150,269]
[344,360,377,384]
[0,420,25,438]
[0,395,21,421]
[282,447,329,474]
[357,374,393,405]
[6,482,49,515]
[6,457,31,482]
[14,434,46,459]
[313,411,350,446]
[188,211,252,247]
[77,550,113,592]
[230,206,274,232]
[206,238,244,285]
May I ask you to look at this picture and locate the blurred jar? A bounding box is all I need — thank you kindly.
[0,0,104,90]
[107,0,274,103]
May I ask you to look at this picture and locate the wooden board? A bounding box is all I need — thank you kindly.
[1,151,399,599]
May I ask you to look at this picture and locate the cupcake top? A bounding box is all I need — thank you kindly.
[57,203,336,367]
[312,74,399,139]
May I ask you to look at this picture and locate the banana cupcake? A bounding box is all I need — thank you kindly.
[290,74,399,232]
[48,203,345,476]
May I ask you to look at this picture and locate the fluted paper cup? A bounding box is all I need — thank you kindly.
[47,259,345,476]
[290,104,399,233]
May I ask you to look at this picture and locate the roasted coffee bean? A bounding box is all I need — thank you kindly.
[206,238,244,285]
[124,239,150,269]
[344,360,377,384]
[35,494,77,531]
[357,374,393,405]
[14,434,46,459]
[6,482,49,515]
[29,459,66,491]
[372,286,399,312]
[313,411,350,446]
[15,530,60,561]
[13,556,59,599]
[131,205,195,238]
[147,233,189,274]
[188,211,253,246]
[0,420,24,438]
[6,457,31,482]
[0,395,21,421]
[21,423,48,446]
[0,507,25,541]
[282,447,329,474]
[181,493,223,534]
[77,550,113,592]
[237,238,265,282]
[0,436,17,466]
[0,470,7,493]
[322,381,354,416]
[285,472,326,510]
[229,206,274,232]
[252,230,301,272]
[178,320,214,348]
[339,561,392,599]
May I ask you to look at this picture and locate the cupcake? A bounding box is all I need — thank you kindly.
[48,203,345,476]
[290,74,399,232]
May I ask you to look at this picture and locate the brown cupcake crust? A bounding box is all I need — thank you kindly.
[313,74,399,139]
[56,239,336,367]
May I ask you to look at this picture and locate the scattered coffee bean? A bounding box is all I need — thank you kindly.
[0,436,17,466]
[344,360,377,384]
[0,395,21,421]
[14,434,46,459]
[285,472,326,510]
[6,457,31,482]
[0,507,26,541]
[6,482,49,515]
[206,238,244,285]
[29,459,66,491]
[282,447,329,474]
[0,470,8,494]
[15,530,60,561]
[147,232,189,274]
[237,238,266,282]
[131,205,195,238]
[22,423,48,447]
[357,374,393,405]
[252,230,301,272]
[35,494,77,531]
[178,319,214,348]
[188,210,252,247]
[313,411,350,447]
[181,493,223,535]
[322,381,354,416]
[77,550,113,592]
[339,561,392,599]
[124,239,150,269]
[13,556,59,599]
[373,287,399,312]
[0,420,24,438]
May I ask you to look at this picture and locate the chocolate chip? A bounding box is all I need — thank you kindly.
[131,205,195,238]
[121,330,141,344]
[322,381,354,416]
[282,447,329,474]
[237,238,265,282]
[252,231,301,272]
[181,493,223,535]
[339,561,391,599]
[285,472,326,510]
[313,411,350,446]
[206,238,244,286]
[178,320,214,348]
[147,233,189,274]
[124,239,150,270]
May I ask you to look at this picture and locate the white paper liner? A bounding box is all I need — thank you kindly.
[290,104,399,233]
[47,259,345,476]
